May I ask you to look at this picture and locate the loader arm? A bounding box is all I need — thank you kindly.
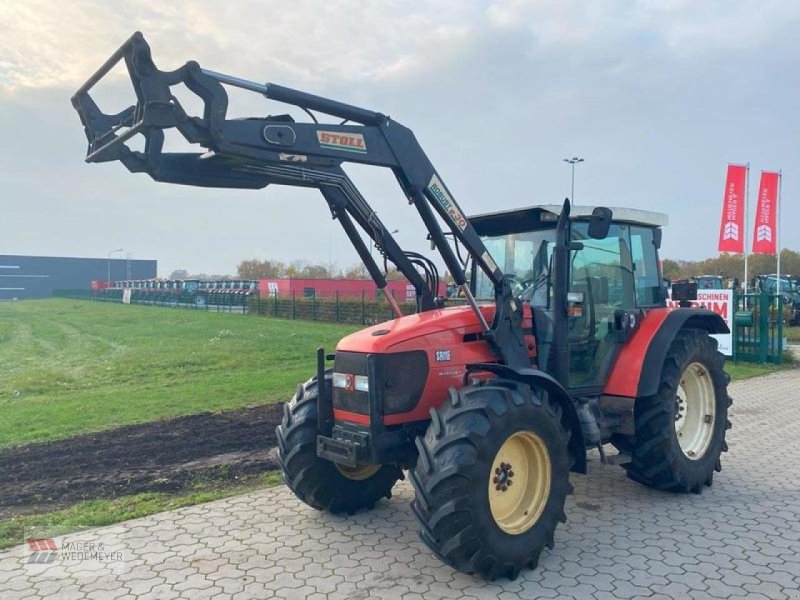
[71,32,530,368]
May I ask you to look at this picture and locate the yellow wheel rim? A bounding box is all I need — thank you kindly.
[336,463,380,481]
[488,431,551,535]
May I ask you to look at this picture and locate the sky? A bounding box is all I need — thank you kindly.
[1,0,798,277]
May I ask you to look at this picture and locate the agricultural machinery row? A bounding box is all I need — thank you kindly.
[96,279,259,307]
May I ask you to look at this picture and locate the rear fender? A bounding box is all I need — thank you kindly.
[604,308,729,399]
[466,363,587,474]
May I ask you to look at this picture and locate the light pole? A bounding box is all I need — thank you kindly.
[369,229,399,256]
[107,248,123,283]
[563,156,584,201]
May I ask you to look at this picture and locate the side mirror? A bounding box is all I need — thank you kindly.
[653,228,662,249]
[588,207,613,240]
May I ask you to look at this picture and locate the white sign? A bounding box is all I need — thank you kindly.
[122,288,132,305]
[667,289,733,356]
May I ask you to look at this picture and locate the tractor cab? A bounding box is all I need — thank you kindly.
[470,205,668,389]
[694,275,724,290]
[759,274,794,295]
[759,275,800,325]
[183,280,200,293]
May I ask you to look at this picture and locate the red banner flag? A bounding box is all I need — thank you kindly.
[752,171,780,255]
[717,164,747,253]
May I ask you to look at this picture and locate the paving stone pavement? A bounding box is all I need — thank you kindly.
[2,369,800,599]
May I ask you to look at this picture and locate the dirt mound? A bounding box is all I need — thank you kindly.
[0,404,285,518]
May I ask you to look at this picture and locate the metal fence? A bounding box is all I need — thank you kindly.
[53,289,424,324]
[53,289,793,363]
[248,290,420,325]
[732,292,785,364]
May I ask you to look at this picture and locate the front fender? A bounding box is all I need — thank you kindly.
[466,363,587,474]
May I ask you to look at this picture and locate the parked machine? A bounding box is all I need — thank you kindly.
[73,33,732,580]
[756,274,800,325]
[693,274,725,290]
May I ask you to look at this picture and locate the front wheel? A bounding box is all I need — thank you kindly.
[276,372,402,514]
[618,328,731,493]
[410,382,573,581]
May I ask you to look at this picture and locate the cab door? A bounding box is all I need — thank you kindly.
[567,223,635,389]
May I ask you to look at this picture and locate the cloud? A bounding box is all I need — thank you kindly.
[0,0,483,92]
[1,0,798,274]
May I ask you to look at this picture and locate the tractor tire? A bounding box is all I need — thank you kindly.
[410,382,573,581]
[276,372,403,514]
[194,294,207,308]
[619,328,731,493]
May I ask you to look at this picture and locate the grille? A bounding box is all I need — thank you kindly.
[332,350,429,416]
[332,352,369,414]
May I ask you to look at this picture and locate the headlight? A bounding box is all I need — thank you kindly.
[332,372,368,392]
[354,375,369,392]
[332,372,352,389]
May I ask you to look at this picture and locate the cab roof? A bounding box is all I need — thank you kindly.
[469,205,668,237]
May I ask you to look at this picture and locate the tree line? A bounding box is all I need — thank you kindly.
[663,249,800,283]
[169,260,409,281]
[169,249,799,286]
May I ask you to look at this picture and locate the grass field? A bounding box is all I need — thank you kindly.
[0,299,357,448]
[726,359,794,381]
[1,299,795,449]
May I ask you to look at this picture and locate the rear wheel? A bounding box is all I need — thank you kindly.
[276,372,402,514]
[620,329,731,493]
[410,382,573,580]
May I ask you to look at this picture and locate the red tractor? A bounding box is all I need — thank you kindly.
[73,33,731,580]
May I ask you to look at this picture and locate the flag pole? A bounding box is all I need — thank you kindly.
[777,170,782,289]
[744,162,750,294]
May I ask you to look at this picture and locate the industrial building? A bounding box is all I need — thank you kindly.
[0,255,157,300]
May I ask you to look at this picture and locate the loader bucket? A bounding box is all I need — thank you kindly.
[70,31,227,171]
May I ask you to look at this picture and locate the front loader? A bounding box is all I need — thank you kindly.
[72,33,732,580]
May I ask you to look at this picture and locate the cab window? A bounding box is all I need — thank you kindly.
[630,226,663,306]
[570,222,635,309]
[476,230,555,304]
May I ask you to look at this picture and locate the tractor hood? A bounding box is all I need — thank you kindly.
[336,304,495,354]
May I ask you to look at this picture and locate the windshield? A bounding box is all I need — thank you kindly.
[696,276,723,289]
[763,277,793,293]
[474,228,556,305]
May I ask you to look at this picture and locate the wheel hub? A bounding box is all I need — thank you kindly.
[493,462,515,491]
[488,431,551,535]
